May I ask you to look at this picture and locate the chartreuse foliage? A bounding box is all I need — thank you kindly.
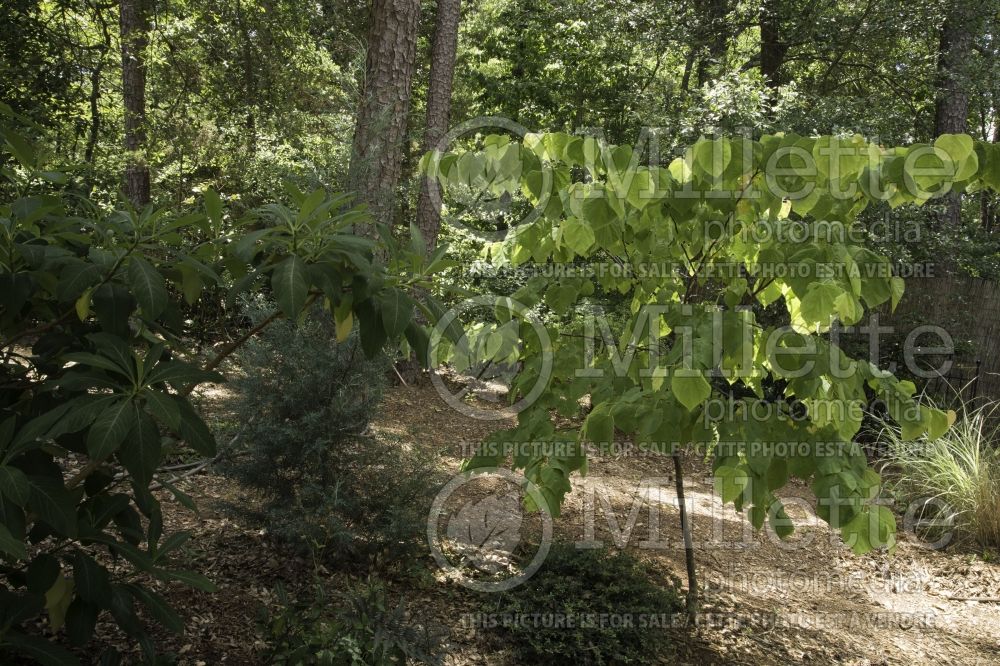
[424,131,1000,556]
[0,116,448,662]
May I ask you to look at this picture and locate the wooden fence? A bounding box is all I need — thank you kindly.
[880,275,1000,405]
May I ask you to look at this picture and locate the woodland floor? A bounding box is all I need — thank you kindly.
[86,377,1000,665]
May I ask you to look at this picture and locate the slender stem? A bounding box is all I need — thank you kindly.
[673,451,699,622]
[189,310,281,379]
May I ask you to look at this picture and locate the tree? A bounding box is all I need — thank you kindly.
[0,116,446,661]
[759,0,787,93]
[693,0,730,88]
[933,0,976,137]
[120,0,151,206]
[415,0,463,252]
[428,130,999,618]
[933,0,977,226]
[348,0,422,234]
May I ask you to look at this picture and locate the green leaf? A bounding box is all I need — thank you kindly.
[153,531,191,560]
[583,408,614,444]
[2,631,82,666]
[118,410,162,487]
[889,276,904,311]
[174,398,216,456]
[92,283,136,337]
[0,522,27,559]
[924,406,950,441]
[355,298,387,358]
[204,188,223,228]
[27,554,61,593]
[147,360,223,388]
[403,321,431,368]
[64,599,98,647]
[560,217,596,256]
[933,134,975,178]
[714,465,749,504]
[143,389,181,431]
[128,256,169,319]
[671,371,711,412]
[62,352,131,378]
[177,264,204,305]
[769,501,794,539]
[72,553,111,606]
[57,263,102,302]
[126,584,185,634]
[0,466,31,506]
[28,476,78,537]
[799,281,843,327]
[377,289,415,340]
[271,255,310,319]
[1,128,37,167]
[544,282,578,314]
[840,505,896,555]
[44,573,74,631]
[152,568,217,592]
[157,478,197,514]
[86,400,136,462]
[693,138,732,178]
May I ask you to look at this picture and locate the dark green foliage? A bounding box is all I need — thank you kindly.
[0,116,435,662]
[261,578,444,665]
[224,300,441,568]
[485,544,684,665]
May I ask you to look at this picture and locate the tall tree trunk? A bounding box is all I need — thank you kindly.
[673,453,699,622]
[84,4,112,180]
[694,0,729,88]
[120,0,151,207]
[348,0,422,237]
[760,0,787,94]
[983,111,999,232]
[680,47,696,92]
[933,0,975,226]
[85,63,104,168]
[414,0,462,253]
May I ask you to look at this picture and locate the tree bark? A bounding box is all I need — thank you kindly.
[694,0,729,88]
[760,0,787,93]
[85,5,112,175]
[414,0,462,253]
[85,63,104,167]
[120,0,151,207]
[348,0,422,237]
[933,0,975,136]
[673,453,699,622]
[933,0,976,226]
[982,113,999,232]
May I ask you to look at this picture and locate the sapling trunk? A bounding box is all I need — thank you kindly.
[673,452,699,622]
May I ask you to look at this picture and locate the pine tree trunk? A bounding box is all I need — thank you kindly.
[120,0,151,207]
[933,0,975,226]
[348,0,422,237]
[414,0,462,253]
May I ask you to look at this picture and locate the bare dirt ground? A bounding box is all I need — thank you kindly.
[94,379,1000,665]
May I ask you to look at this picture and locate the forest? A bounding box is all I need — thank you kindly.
[1,0,1000,663]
